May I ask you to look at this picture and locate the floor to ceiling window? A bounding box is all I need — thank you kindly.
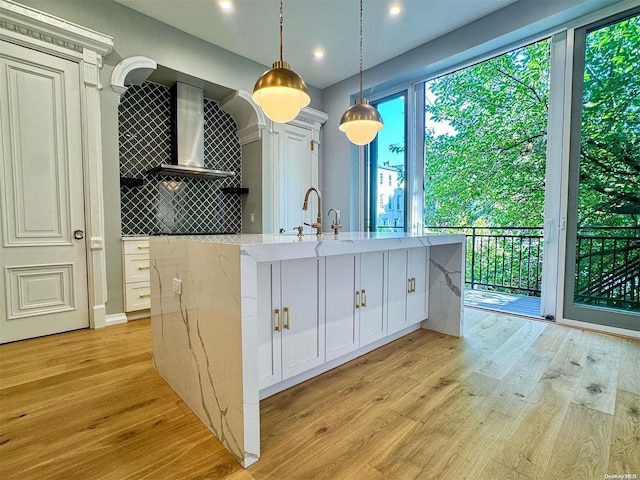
[421,39,552,318]
[564,9,640,330]
[368,93,407,232]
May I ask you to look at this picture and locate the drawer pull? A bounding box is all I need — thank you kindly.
[284,307,291,330]
[355,291,360,309]
[139,293,151,298]
[361,289,367,307]
[274,309,282,332]
[137,245,149,249]
[137,266,150,270]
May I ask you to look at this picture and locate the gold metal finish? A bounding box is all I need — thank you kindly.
[284,307,291,330]
[138,266,150,270]
[139,293,151,298]
[355,291,360,309]
[275,309,282,332]
[408,278,412,294]
[412,278,416,293]
[338,0,384,145]
[302,187,322,235]
[137,245,149,249]
[361,289,367,307]
[252,1,310,123]
[328,208,341,235]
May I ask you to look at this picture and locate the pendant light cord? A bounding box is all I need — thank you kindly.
[280,0,284,62]
[359,0,363,97]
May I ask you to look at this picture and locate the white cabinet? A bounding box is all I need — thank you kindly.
[122,238,150,312]
[325,252,386,362]
[272,122,316,233]
[359,252,386,346]
[387,247,430,334]
[258,258,325,389]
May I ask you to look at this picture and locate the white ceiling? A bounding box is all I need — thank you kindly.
[113,0,519,89]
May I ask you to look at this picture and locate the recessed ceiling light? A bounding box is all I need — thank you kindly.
[313,49,325,60]
[389,4,401,16]
[220,1,232,12]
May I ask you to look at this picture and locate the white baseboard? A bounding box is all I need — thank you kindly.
[126,310,151,321]
[558,317,640,340]
[105,313,128,326]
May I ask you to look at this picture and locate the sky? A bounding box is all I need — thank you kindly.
[373,88,457,169]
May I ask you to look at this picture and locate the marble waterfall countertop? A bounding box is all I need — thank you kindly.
[151,232,466,263]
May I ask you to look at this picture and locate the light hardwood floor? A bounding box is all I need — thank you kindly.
[1,310,638,480]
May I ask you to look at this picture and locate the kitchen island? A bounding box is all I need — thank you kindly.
[150,232,465,467]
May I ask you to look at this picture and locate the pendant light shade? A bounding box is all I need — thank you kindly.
[339,98,384,145]
[339,0,384,145]
[253,1,310,123]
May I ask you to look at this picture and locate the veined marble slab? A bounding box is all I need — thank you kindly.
[150,232,464,468]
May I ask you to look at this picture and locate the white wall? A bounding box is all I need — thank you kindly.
[320,0,627,231]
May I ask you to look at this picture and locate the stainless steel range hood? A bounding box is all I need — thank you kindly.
[146,82,236,180]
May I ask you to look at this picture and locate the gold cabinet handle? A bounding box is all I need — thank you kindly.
[274,309,281,332]
[138,265,150,270]
[137,244,149,249]
[284,307,291,330]
[408,278,412,294]
[412,278,416,293]
[355,291,360,309]
[139,293,151,298]
[361,289,367,307]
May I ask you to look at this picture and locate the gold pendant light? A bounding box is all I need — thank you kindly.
[253,0,310,123]
[339,0,384,145]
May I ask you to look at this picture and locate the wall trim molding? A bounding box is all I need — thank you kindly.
[0,0,113,58]
[220,89,266,145]
[110,56,157,103]
[105,313,128,326]
[1,0,113,330]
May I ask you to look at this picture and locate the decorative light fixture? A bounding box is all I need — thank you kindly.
[339,0,384,145]
[252,0,310,123]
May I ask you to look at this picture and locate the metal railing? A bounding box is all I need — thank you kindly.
[425,226,543,296]
[425,225,640,310]
[575,226,640,310]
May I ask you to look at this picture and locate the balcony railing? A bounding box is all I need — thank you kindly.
[424,225,639,311]
[425,226,543,296]
[575,226,640,311]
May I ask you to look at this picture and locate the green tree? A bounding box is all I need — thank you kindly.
[424,39,551,227]
[579,15,640,227]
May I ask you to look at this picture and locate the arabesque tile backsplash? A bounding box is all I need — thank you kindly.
[119,81,242,236]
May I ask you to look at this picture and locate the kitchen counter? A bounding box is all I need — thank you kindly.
[150,232,465,467]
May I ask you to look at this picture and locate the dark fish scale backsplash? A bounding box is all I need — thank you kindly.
[119,81,242,236]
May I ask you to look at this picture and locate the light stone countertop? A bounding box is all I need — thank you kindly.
[149,232,466,263]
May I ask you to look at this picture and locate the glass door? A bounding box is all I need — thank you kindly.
[368,93,407,232]
[564,10,640,330]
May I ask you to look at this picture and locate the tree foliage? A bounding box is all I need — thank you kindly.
[422,14,640,228]
[579,15,640,226]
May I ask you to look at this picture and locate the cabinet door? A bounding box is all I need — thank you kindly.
[387,249,409,334]
[359,251,386,346]
[273,123,315,233]
[407,247,429,324]
[325,254,359,361]
[258,263,282,389]
[281,258,325,380]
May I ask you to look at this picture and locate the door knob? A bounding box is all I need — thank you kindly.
[73,230,84,240]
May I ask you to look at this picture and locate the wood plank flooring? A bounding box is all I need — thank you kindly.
[0,310,638,480]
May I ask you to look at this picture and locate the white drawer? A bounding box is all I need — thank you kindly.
[124,253,150,283]
[123,239,150,254]
[125,281,151,311]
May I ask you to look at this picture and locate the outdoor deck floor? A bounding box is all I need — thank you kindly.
[465,288,542,317]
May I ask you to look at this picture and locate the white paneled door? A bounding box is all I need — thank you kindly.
[0,41,89,343]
